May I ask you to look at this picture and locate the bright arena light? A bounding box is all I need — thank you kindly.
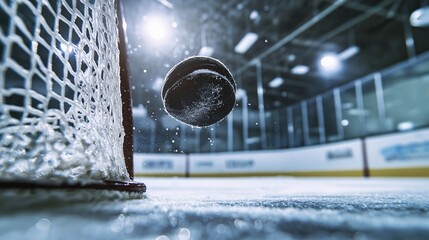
[410,7,429,27]
[145,16,169,41]
[398,121,414,131]
[320,55,340,70]
[291,65,309,75]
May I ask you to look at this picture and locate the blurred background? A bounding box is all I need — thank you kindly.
[122,0,429,177]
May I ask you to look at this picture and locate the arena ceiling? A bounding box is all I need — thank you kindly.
[122,0,429,124]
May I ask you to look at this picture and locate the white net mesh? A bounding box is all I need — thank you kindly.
[0,0,129,181]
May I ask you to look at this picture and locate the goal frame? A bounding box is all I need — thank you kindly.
[0,0,145,194]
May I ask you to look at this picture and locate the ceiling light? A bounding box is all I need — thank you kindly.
[338,46,360,60]
[291,65,309,75]
[249,10,260,21]
[250,10,259,20]
[320,54,340,70]
[398,121,414,131]
[234,32,258,54]
[145,16,169,41]
[287,54,296,62]
[198,46,214,57]
[269,77,284,88]
[341,119,349,126]
[410,7,429,27]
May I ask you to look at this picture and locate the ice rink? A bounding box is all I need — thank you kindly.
[1,177,429,240]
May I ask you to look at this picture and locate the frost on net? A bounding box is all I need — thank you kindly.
[0,0,129,181]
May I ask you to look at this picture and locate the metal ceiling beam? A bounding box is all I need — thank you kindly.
[324,0,408,21]
[234,0,347,75]
[290,38,334,48]
[318,0,395,43]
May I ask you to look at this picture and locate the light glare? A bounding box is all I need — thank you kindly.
[291,65,309,75]
[235,32,258,54]
[122,18,127,32]
[320,55,340,70]
[269,77,284,88]
[398,121,414,131]
[410,7,429,27]
[146,16,169,40]
[338,46,360,60]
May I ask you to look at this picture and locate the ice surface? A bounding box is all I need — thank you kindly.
[0,177,429,240]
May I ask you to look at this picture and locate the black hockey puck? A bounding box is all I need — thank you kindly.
[162,56,236,127]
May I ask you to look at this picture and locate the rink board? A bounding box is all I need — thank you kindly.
[188,139,363,177]
[365,128,429,177]
[134,153,186,177]
[134,128,429,177]
[135,139,364,177]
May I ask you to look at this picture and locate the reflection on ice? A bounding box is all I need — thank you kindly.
[35,218,51,232]
[178,228,191,240]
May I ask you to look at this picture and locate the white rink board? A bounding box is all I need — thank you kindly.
[134,153,186,176]
[190,139,363,174]
[366,128,429,169]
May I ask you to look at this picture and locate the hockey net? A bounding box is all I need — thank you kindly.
[0,0,130,182]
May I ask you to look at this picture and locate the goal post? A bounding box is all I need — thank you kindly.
[0,0,144,193]
[117,0,134,180]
